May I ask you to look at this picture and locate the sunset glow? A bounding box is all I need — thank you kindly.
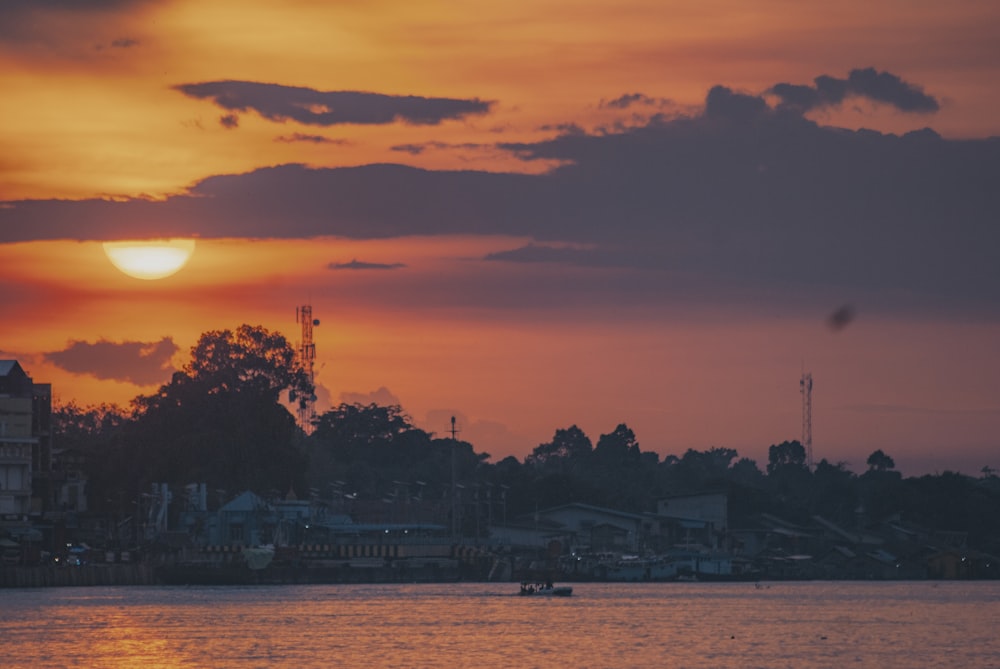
[1,0,998,475]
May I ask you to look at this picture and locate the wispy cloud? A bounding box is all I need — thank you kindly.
[175,80,493,127]
[329,259,407,271]
[839,403,1000,416]
[110,37,139,48]
[390,141,491,156]
[275,133,346,145]
[340,386,401,406]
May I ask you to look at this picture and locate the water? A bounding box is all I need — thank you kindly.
[2,581,998,668]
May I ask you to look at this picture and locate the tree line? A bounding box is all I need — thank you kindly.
[54,324,1000,554]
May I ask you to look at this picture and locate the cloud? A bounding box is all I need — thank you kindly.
[484,243,616,267]
[174,80,494,126]
[599,93,674,111]
[421,409,528,460]
[44,337,178,386]
[110,37,139,48]
[768,67,939,114]
[0,0,142,8]
[0,0,157,42]
[390,141,491,155]
[839,404,1000,417]
[2,74,997,317]
[340,386,401,406]
[219,114,239,129]
[329,259,407,270]
[275,133,346,145]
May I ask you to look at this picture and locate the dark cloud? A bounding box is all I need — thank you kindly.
[483,244,626,268]
[219,114,239,129]
[769,67,939,114]
[705,85,770,121]
[391,143,430,156]
[110,37,139,48]
[600,93,673,110]
[44,337,178,386]
[537,122,586,135]
[329,259,407,270]
[0,0,140,8]
[275,133,345,145]
[0,0,157,41]
[175,80,493,126]
[2,77,997,317]
[485,244,587,263]
[390,141,490,155]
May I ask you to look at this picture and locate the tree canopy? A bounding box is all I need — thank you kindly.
[47,324,1000,555]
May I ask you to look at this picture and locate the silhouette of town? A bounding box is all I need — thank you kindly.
[2,325,998,586]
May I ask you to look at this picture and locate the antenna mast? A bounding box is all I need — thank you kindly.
[295,305,319,432]
[450,416,459,538]
[800,371,813,469]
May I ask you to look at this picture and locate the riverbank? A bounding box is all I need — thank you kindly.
[0,564,154,587]
[0,558,469,588]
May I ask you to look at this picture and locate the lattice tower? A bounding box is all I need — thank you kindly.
[295,305,319,432]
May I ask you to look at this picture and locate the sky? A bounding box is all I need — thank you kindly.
[1,0,998,477]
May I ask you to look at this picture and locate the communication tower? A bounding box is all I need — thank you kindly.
[800,371,813,469]
[449,416,460,538]
[295,305,320,432]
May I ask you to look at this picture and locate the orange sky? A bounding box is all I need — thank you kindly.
[1,0,998,475]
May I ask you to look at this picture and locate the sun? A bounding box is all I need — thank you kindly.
[102,239,197,280]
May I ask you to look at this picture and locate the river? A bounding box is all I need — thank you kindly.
[2,581,997,668]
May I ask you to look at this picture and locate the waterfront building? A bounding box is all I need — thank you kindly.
[0,361,39,516]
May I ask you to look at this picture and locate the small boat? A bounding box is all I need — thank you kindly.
[519,581,573,597]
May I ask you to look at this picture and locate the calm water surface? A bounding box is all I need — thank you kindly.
[2,581,998,668]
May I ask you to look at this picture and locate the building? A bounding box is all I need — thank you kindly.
[0,361,38,516]
[657,491,728,548]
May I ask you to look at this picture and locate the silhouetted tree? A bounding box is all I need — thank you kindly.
[766,440,807,475]
[594,424,640,465]
[811,459,859,525]
[52,402,130,513]
[526,425,593,470]
[859,450,903,522]
[661,447,739,492]
[765,440,811,521]
[866,449,896,472]
[730,457,765,488]
[126,324,308,496]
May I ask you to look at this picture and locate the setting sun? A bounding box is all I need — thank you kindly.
[102,239,197,280]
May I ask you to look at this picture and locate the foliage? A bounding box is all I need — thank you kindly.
[115,325,309,499]
[767,440,807,474]
[525,425,592,470]
[60,330,1000,553]
[306,403,482,501]
[866,449,896,471]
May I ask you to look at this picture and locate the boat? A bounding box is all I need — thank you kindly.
[519,581,573,597]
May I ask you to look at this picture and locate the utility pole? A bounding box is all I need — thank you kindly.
[800,371,813,470]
